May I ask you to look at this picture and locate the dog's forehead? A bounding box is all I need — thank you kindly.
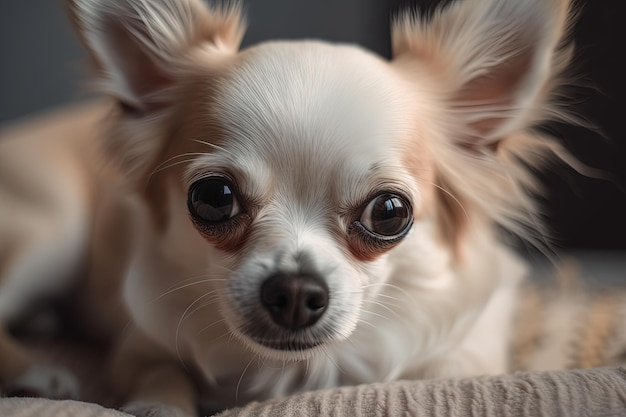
[210,41,415,171]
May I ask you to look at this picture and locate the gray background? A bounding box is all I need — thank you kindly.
[0,0,389,123]
[1,0,624,250]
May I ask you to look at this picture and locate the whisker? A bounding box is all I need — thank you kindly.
[211,329,235,345]
[191,139,234,156]
[152,152,210,173]
[356,318,377,329]
[175,292,216,372]
[361,299,402,322]
[429,182,470,222]
[360,282,415,304]
[236,354,257,402]
[373,292,404,304]
[152,278,227,302]
[256,355,272,370]
[159,273,217,291]
[359,308,390,323]
[343,335,360,351]
[320,346,344,375]
[185,294,220,318]
[150,158,200,176]
[228,330,237,346]
[196,318,227,336]
[144,151,214,188]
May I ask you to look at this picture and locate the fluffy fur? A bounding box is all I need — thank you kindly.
[0,0,577,415]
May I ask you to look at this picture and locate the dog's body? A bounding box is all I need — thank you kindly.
[0,0,576,415]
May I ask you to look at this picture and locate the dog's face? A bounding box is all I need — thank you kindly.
[181,43,436,356]
[69,0,573,359]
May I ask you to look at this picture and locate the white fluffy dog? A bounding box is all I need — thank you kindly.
[0,0,577,415]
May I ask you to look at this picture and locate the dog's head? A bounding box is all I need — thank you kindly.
[69,0,574,359]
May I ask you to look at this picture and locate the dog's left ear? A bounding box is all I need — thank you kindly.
[392,0,573,147]
[392,0,575,249]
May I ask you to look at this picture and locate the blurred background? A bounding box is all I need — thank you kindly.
[1,0,624,252]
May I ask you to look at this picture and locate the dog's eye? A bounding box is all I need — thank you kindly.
[188,178,241,223]
[359,194,412,237]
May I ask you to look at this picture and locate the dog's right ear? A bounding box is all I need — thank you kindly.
[67,0,245,181]
[67,0,245,113]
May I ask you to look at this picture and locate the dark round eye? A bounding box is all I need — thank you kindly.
[188,178,241,223]
[359,194,412,237]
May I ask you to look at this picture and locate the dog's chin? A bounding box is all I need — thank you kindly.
[231,326,335,361]
[250,337,322,352]
[246,337,323,361]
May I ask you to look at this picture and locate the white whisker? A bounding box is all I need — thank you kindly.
[303,357,310,378]
[152,278,227,302]
[144,151,215,189]
[196,318,227,336]
[429,182,470,222]
[236,354,257,402]
[360,282,415,303]
[356,318,377,329]
[359,308,390,323]
[175,292,216,371]
[320,345,344,375]
[361,299,402,322]
[191,139,234,156]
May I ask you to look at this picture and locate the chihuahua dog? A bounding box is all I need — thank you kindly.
[0,0,577,415]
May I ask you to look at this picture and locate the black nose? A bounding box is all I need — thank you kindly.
[260,273,329,330]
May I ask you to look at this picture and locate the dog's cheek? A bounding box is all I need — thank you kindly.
[349,257,392,295]
[344,226,404,263]
[347,239,388,263]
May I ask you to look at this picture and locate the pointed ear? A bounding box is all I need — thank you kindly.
[67,0,245,112]
[392,0,573,147]
[392,0,577,253]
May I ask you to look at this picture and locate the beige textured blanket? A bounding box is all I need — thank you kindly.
[1,367,625,417]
